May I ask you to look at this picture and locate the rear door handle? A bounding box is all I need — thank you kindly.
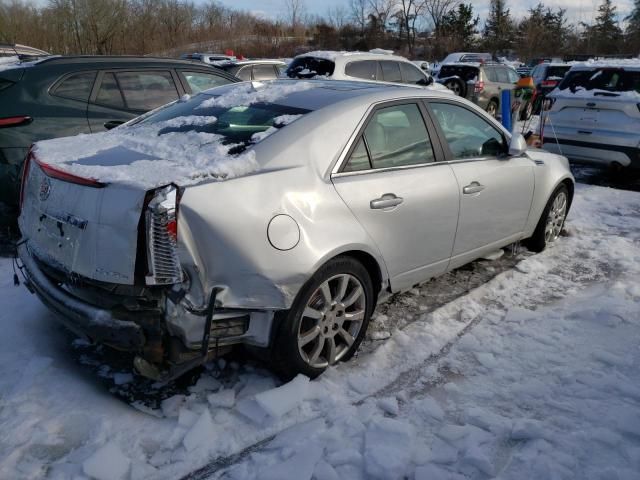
[370,193,403,209]
[463,181,485,195]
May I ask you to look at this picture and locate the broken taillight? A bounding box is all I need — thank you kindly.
[145,185,182,285]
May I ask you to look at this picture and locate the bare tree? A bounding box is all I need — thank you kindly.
[349,0,368,34]
[396,0,427,56]
[283,0,306,31]
[423,0,456,36]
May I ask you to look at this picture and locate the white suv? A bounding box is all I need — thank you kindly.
[542,60,640,169]
[285,51,441,89]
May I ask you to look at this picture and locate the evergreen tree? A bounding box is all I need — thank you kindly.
[483,0,515,55]
[441,3,479,51]
[582,0,623,55]
[626,0,640,52]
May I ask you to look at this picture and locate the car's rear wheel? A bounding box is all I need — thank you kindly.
[486,100,499,118]
[271,257,374,380]
[444,78,466,97]
[524,185,569,252]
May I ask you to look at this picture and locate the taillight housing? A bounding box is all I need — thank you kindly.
[19,147,34,211]
[541,80,558,88]
[0,116,32,128]
[474,81,484,94]
[145,184,183,285]
[36,158,105,188]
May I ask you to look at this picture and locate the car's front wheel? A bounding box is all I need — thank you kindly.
[271,257,374,380]
[524,185,569,252]
[486,100,499,118]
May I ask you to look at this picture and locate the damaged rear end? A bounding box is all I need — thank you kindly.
[17,149,250,381]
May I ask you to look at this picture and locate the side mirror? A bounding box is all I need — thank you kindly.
[508,133,527,157]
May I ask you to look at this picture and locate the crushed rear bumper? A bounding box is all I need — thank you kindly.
[18,242,146,351]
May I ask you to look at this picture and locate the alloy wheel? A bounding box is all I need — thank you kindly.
[297,274,366,368]
[544,191,567,243]
[445,81,461,96]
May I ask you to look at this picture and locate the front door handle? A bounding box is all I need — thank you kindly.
[370,193,403,209]
[463,181,485,195]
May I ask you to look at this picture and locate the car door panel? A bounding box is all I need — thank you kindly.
[332,101,460,292]
[333,166,459,290]
[426,100,534,268]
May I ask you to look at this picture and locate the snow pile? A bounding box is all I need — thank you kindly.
[82,443,131,480]
[1,184,640,479]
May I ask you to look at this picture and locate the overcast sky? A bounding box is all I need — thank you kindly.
[212,0,634,26]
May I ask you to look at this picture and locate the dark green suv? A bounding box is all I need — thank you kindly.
[0,56,238,234]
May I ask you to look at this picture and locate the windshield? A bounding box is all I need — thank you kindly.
[558,68,640,93]
[286,57,335,79]
[135,94,309,154]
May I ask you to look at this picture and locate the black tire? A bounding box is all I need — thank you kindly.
[444,78,466,97]
[486,100,499,118]
[524,185,569,253]
[270,256,374,381]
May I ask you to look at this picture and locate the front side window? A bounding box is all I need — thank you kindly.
[52,71,96,102]
[343,103,434,171]
[429,102,506,159]
[400,62,427,84]
[182,71,231,93]
[345,60,377,80]
[380,61,402,83]
[116,71,179,111]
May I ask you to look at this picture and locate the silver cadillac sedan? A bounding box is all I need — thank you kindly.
[17,80,574,381]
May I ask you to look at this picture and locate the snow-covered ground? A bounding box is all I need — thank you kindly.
[1,183,639,480]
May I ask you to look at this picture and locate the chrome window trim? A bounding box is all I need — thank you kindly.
[329,97,438,177]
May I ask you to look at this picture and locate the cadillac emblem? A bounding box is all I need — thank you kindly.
[39,177,51,201]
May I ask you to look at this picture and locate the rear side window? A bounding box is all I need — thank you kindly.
[400,62,426,84]
[116,71,179,110]
[235,66,252,81]
[344,103,434,171]
[181,71,231,93]
[380,61,402,83]
[52,71,96,102]
[495,67,511,83]
[286,57,335,78]
[95,72,125,108]
[483,67,497,82]
[253,64,277,80]
[345,60,377,80]
[559,68,640,93]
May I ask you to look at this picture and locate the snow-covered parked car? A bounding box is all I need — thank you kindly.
[285,51,444,91]
[542,60,640,169]
[17,80,574,382]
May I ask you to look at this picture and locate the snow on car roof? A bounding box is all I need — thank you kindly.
[0,55,58,72]
[569,58,640,71]
[295,50,407,62]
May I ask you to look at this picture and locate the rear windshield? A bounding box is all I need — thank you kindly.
[558,68,640,93]
[286,57,335,79]
[438,65,479,81]
[545,66,570,80]
[134,94,310,154]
